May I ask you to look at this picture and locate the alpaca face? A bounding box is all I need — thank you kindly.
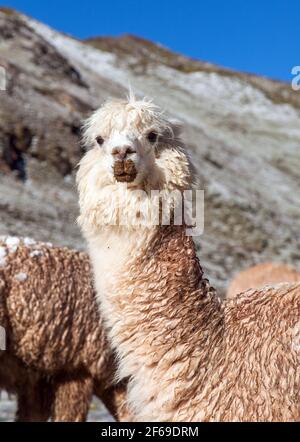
[94,123,156,184]
[77,97,195,232]
[81,97,187,187]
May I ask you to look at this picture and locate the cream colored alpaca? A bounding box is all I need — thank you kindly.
[227,262,300,298]
[77,96,300,422]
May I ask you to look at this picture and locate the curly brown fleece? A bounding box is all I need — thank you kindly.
[0,237,128,422]
[89,225,300,421]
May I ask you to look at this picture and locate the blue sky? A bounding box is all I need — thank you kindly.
[3,0,299,82]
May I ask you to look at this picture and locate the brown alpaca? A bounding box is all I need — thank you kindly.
[0,237,128,422]
[226,262,300,298]
[77,96,300,422]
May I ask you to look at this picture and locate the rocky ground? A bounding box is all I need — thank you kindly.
[0,392,14,422]
[0,392,113,422]
[0,8,300,421]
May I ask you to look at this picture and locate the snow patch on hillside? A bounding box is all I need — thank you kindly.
[25,16,129,88]
[154,65,300,124]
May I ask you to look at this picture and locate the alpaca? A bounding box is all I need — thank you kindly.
[0,237,128,422]
[77,96,300,422]
[227,262,300,298]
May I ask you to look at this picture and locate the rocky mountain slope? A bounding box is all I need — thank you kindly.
[0,7,300,294]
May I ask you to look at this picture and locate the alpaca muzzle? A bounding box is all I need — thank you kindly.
[113,160,137,183]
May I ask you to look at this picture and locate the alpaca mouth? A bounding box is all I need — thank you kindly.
[113,160,137,183]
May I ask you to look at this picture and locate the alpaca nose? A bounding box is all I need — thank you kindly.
[112,146,136,161]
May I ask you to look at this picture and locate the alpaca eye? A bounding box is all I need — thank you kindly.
[96,136,104,146]
[147,132,158,143]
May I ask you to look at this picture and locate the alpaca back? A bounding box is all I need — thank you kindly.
[216,283,300,421]
[177,283,300,422]
[227,262,300,298]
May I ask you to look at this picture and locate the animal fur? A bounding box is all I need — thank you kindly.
[227,262,300,298]
[77,96,300,422]
[0,237,128,422]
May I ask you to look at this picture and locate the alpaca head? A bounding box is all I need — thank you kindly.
[77,95,195,232]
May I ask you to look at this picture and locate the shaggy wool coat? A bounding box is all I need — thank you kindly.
[0,237,128,421]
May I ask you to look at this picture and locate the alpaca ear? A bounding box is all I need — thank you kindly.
[169,119,183,139]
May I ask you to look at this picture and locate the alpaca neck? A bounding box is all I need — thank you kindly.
[88,224,224,421]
